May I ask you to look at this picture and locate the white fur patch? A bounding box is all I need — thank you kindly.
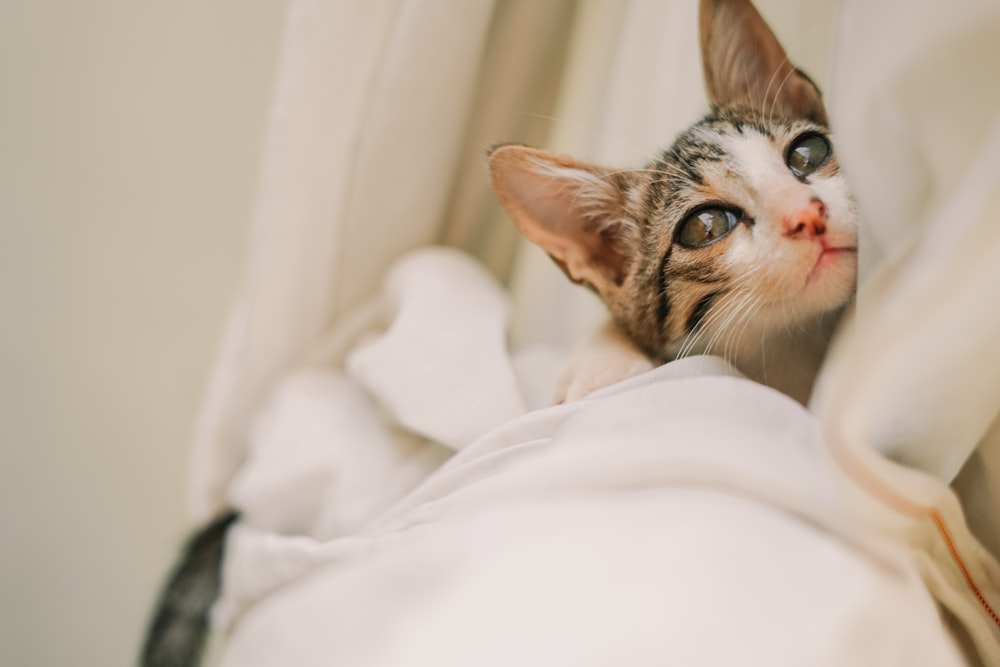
[703,129,859,332]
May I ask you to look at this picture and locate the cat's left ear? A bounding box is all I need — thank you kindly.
[700,0,828,125]
[488,144,640,297]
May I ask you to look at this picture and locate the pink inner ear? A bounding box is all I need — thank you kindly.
[489,149,582,258]
[488,145,634,290]
[508,167,580,239]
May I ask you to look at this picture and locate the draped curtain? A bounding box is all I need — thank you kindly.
[189,0,1000,591]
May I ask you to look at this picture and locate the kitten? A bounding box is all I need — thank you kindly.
[142,1,857,664]
[489,0,857,404]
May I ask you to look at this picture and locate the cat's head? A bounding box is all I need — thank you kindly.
[489,0,858,363]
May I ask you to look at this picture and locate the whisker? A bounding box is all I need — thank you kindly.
[741,59,753,114]
[768,66,796,126]
[760,57,789,129]
[709,291,758,361]
[674,279,750,359]
[682,277,758,361]
[729,293,764,364]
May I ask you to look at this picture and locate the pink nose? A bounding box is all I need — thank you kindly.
[783,198,828,238]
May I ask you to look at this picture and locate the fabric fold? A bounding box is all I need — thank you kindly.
[346,247,527,450]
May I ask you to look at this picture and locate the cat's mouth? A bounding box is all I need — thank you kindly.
[806,243,857,285]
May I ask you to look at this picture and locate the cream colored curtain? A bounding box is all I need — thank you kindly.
[188,0,1000,659]
[191,1,844,520]
[191,0,1000,578]
[818,0,1000,561]
[189,0,510,517]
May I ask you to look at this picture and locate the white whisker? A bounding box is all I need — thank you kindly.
[768,66,796,126]
[760,57,789,128]
[710,291,758,361]
[680,276,759,361]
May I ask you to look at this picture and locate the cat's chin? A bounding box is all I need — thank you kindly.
[807,246,857,284]
[798,246,857,314]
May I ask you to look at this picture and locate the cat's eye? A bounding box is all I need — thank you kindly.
[676,207,739,248]
[786,133,831,178]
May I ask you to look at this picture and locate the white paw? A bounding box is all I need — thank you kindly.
[553,321,655,403]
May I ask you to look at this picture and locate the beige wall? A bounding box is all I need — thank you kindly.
[0,2,288,664]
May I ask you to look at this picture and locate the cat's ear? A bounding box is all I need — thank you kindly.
[488,144,639,296]
[699,0,828,125]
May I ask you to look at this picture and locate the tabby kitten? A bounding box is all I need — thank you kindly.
[142,1,857,665]
[489,0,857,404]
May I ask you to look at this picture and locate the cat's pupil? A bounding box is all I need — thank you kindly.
[677,208,737,248]
[787,134,831,179]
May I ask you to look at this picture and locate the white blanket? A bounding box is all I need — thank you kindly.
[191,0,1000,664]
[214,248,995,665]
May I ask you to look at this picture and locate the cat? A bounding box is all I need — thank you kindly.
[141,0,858,664]
[489,0,858,405]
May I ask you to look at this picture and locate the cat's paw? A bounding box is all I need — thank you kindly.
[554,321,655,403]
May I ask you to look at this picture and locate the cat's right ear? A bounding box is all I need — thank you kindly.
[488,144,639,296]
[699,0,828,125]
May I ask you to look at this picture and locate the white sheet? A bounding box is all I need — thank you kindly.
[217,342,967,665]
[213,246,997,664]
[190,0,1000,664]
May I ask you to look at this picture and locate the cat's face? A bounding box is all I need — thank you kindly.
[627,108,857,360]
[488,0,858,364]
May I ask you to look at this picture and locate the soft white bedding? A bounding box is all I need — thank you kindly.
[211,247,996,665]
[218,359,964,666]
[189,0,1000,664]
